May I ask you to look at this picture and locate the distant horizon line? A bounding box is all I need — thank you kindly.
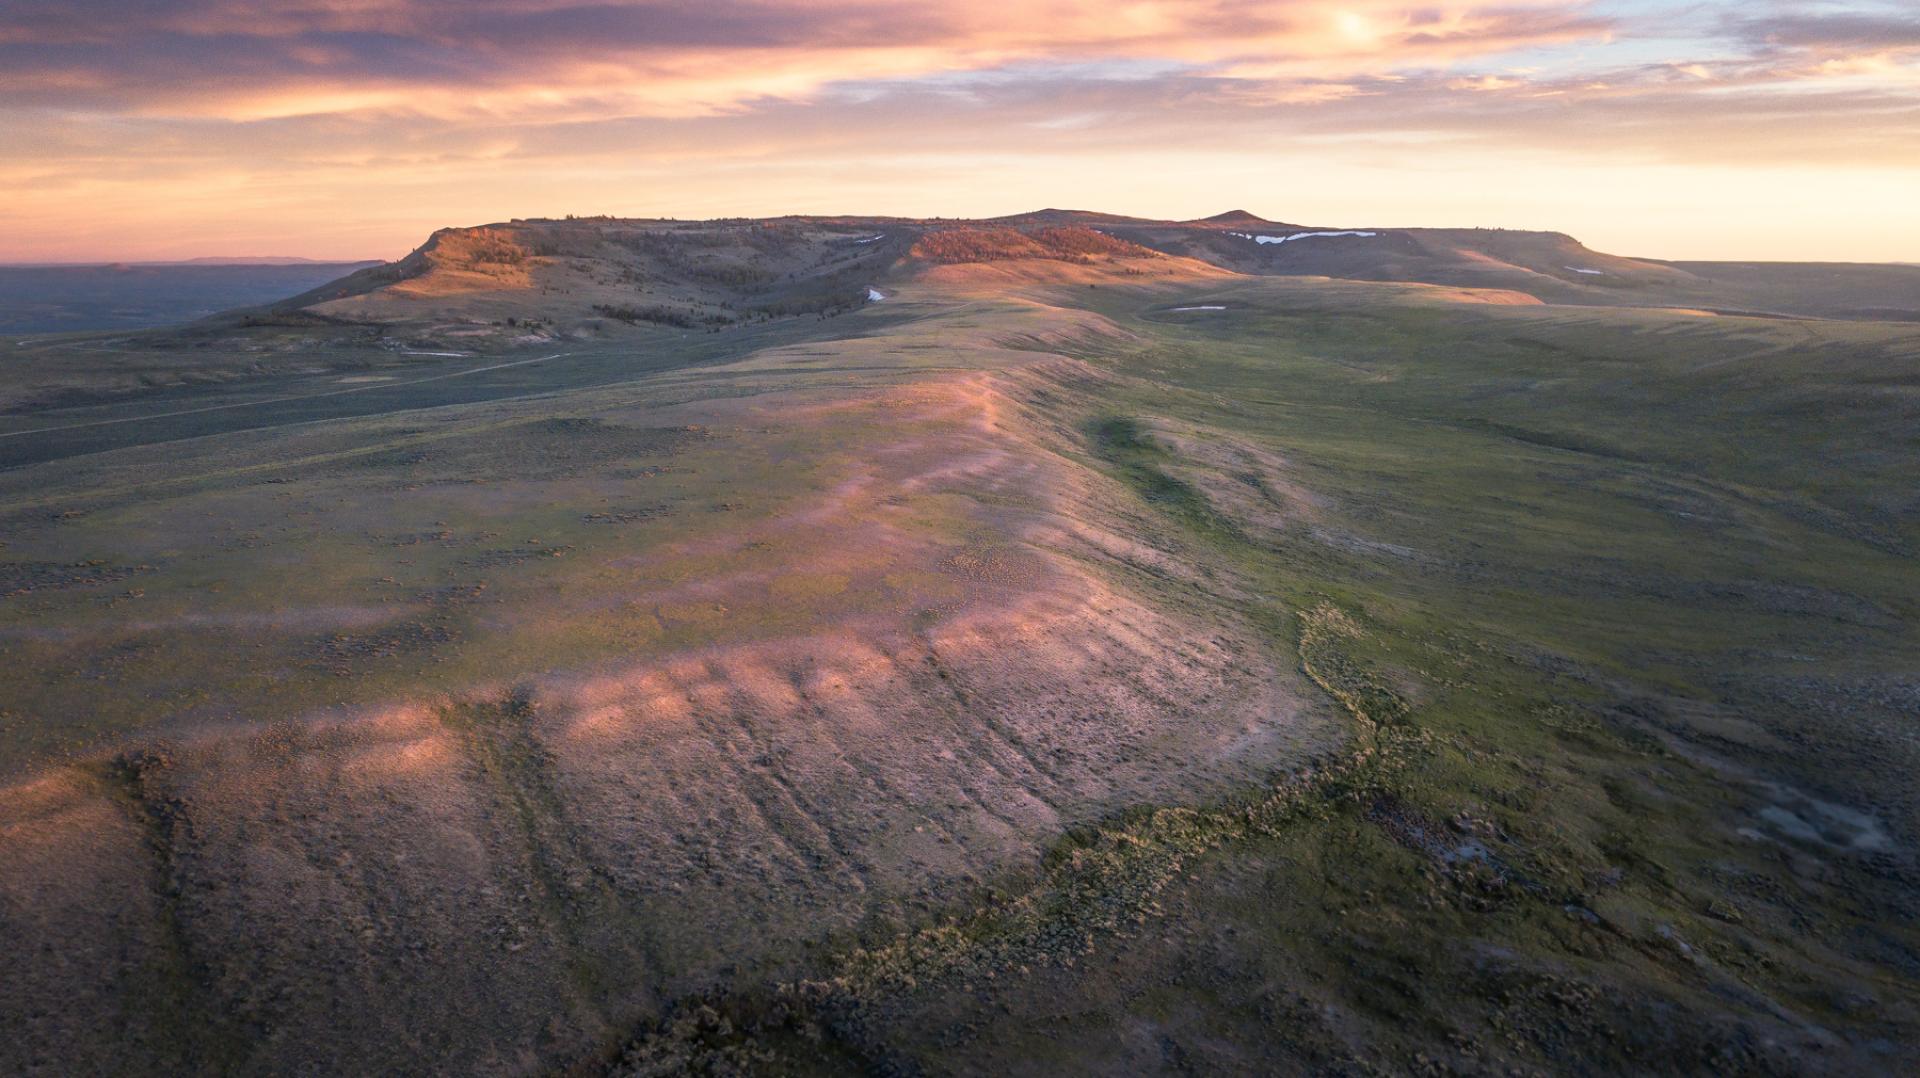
[4,207,1916,268]
[0,257,385,268]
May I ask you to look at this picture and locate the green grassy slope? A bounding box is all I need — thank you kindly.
[1,262,1915,1075]
[603,279,1920,1074]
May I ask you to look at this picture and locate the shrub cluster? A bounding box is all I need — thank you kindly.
[909,226,1155,264]
[591,303,731,328]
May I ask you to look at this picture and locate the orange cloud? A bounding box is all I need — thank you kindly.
[0,1,1610,120]
[1,1,1916,262]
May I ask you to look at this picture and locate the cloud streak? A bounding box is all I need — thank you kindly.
[0,1,1915,261]
[0,1,1614,117]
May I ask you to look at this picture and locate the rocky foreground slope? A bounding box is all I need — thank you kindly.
[0,254,1343,1072]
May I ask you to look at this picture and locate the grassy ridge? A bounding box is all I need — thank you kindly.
[599,282,1919,1073]
[3,267,1914,1073]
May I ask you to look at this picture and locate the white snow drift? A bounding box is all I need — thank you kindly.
[1230,230,1377,245]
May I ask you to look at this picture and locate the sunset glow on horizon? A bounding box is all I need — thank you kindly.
[4,0,1917,263]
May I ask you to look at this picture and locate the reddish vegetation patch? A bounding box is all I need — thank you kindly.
[1028,227,1157,259]
[425,226,533,271]
[349,225,537,301]
[911,227,1157,265]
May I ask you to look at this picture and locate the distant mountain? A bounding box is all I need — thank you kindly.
[1080,214,1920,320]
[170,256,361,266]
[0,256,370,268]
[984,208,1160,228]
[1190,209,1278,228]
[116,209,1920,346]
[0,261,382,334]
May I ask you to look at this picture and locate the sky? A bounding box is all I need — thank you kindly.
[2,0,1917,263]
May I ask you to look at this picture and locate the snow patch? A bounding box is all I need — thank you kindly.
[854,234,885,244]
[1565,266,1606,275]
[1170,305,1226,311]
[401,351,472,357]
[1230,230,1377,245]
[867,287,886,302]
[1755,792,1890,853]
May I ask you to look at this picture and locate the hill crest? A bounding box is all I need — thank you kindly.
[183,210,1920,348]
